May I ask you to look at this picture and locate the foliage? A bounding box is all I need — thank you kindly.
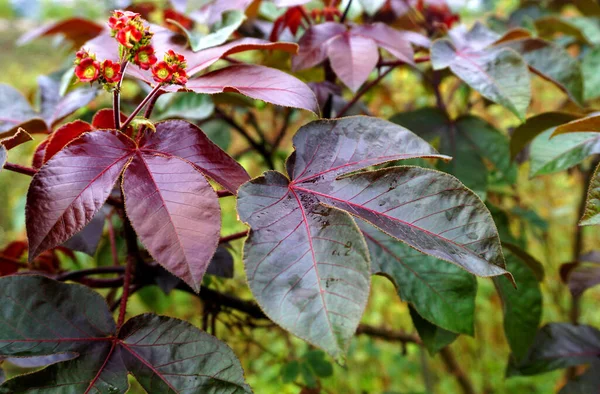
[0,0,599,393]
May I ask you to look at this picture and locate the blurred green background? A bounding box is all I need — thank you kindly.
[1,0,599,393]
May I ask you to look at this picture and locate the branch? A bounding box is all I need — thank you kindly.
[121,84,164,131]
[439,347,476,394]
[340,0,353,23]
[219,230,248,244]
[3,162,37,176]
[55,266,125,281]
[337,65,396,117]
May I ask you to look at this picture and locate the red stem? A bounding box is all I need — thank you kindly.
[3,162,37,176]
[107,214,120,266]
[117,256,134,327]
[113,61,128,129]
[121,84,164,131]
[219,230,248,244]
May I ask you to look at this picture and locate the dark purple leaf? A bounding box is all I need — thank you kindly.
[0,127,33,151]
[0,275,251,393]
[327,32,379,92]
[122,153,221,292]
[292,22,347,71]
[139,119,249,194]
[26,130,135,260]
[237,116,508,357]
[559,360,600,394]
[508,323,600,376]
[181,64,319,114]
[562,259,600,298]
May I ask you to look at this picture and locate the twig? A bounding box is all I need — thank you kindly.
[337,65,396,117]
[55,266,125,281]
[356,324,421,344]
[214,107,275,169]
[121,84,164,131]
[219,230,249,244]
[271,108,292,152]
[107,214,120,267]
[439,347,476,394]
[340,0,353,23]
[117,256,134,327]
[113,61,128,129]
[3,162,37,176]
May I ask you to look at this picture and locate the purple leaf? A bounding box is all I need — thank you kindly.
[327,32,379,92]
[122,153,221,292]
[38,75,98,127]
[181,64,319,114]
[139,119,249,193]
[352,23,420,64]
[292,22,346,71]
[0,84,46,136]
[26,130,135,260]
[17,17,104,48]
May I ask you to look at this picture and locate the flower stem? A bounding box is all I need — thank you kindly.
[121,83,163,131]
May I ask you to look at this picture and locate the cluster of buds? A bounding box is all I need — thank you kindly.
[151,50,188,86]
[74,50,122,88]
[109,10,157,70]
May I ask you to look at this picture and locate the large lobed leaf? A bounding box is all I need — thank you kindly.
[0,275,251,393]
[237,116,509,359]
[26,120,248,291]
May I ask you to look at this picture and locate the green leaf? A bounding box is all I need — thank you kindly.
[0,276,251,394]
[431,39,531,120]
[154,92,215,121]
[361,220,477,335]
[174,10,246,52]
[582,47,600,101]
[529,128,599,176]
[199,119,231,151]
[580,162,600,225]
[494,247,543,362]
[408,305,458,355]
[305,351,333,378]
[281,361,300,383]
[509,112,580,159]
[495,38,584,106]
[391,109,517,195]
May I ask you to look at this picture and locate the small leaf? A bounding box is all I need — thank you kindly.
[509,112,580,159]
[292,22,347,71]
[352,23,424,64]
[305,350,333,377]
[180,64,319,114]
[553,114,600,136]
[206,246,235,278]
[327,32,379,92]
[154,92,215,121]
[507,323,600,377]
[582,46,600,101]
[408,305,458,355]
[122,153,221,292]
[494,247,542,362]
[175,10,246,52]
[562,259,600,297]
[529,128,600,176]
[580,162,600,226]
[281,361,301,383]
[431,39,531,120]
[0,127,33,151]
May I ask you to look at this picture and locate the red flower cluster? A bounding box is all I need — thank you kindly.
[74,50,122,87]
[74,50,100,83]
[151,50,188,86]
[416,0,460,30]
[108,10,157,70]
